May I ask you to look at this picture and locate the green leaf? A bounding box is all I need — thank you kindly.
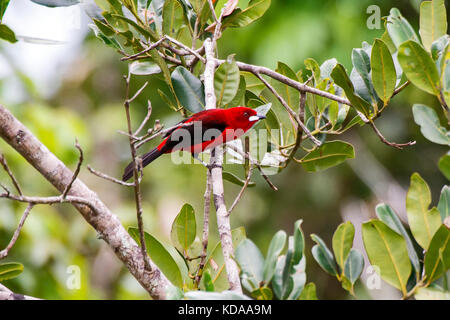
[331,63,372,117]
[332,221,355,272]
[170,203,196,252]
[439,155,450,180]
[311,234,338,276]
[215,56,240,107]
[344,249,364,285]
[251,286,273,300]
[205,227,246,291]
[375,203,421,276]
[89,24,122,50]
[128,227,183,287]
[362,220,411,295]
[298,282,317,300]
[0,24,16,43]
[415,287,450,300]
[398,41,441,96]
[93,18,115,37]
[30,0,79,7]
[412,104,450,145]
[235,239,264,291]
[305,58,321,82]
[386,8,420,48]
[226,75,246,107]
[222,171,255,187]
[129,61,161,75]
[371,39,397,104]
[300,141,355,172]
[406,173,444,250]
[438,185,450,222]
[424,224,450,284]
[262,230,286,283]
[201,269,215,291]
[0,262,24,281]
[171,66,205,113]
[419,0,447,51]
[222,0,271,28]
[162,0,185,38]
[0,0,10,21]
[352,47,377,103]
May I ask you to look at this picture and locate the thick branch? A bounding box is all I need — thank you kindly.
[0,104,170,299]
[204,38,242,293]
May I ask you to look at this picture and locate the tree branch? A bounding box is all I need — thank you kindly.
[0,284,41,300]
[203,38,242,293]
[0,104,170,299]
[0,203,34,259]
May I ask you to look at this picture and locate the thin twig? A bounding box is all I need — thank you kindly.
[124,74,152,271]
[134,100,152,137]
[0,192,99,215]
[195,169,212,287]
[255,73,322,147]
[121,38,166,61]
[62,140,83,199]
[392,80,410,98]
[0,153,22,196]
[0,203,34,259]
[226,145,278,191]
[227,165,254,216]
[369,121,416,149]
[87,165,135,187]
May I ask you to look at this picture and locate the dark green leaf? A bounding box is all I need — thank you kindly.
[424,224,450,283]
[170,203,196,252]
[171,66,205,113]
[300,141,355,172]
[0,262,23,281]
[0,24,16,43]
[311,234,338,276]
[129,227,183,287]
[331,63,372,117]
[0,0,10,20]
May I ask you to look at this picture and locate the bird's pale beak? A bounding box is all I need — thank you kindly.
[249,115,266,122]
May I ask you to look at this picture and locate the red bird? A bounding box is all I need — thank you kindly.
[122,106,265,181]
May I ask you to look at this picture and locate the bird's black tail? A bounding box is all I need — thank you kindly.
[122,148,163,181]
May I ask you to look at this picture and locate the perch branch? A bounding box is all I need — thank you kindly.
[0,104,170,299]
[62,139,83,199]
[203,37,242,293]
[123,75,152,271]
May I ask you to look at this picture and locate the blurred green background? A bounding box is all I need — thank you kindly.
[0,0,448,299]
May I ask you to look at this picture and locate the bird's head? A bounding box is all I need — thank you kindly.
[226,106,266,132]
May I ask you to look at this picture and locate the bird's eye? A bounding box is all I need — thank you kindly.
[244,112,249,117]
